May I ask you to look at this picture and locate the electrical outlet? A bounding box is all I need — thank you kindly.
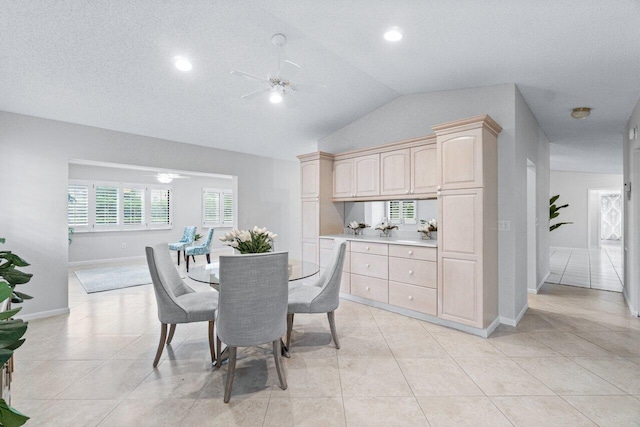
[498,220,511,231]
[121,243,127,249]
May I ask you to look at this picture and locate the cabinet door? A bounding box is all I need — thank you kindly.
[354,154,380,197]
[380,149,411,196]
[300,160,319,198]
[411,145,437,194]
[333,159,354,198]
[438,129,483,190]
[301,200,318,241]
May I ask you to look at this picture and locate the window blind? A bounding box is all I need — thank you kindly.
[223,192,233,224]
[388,200,417,224]
[68,184,89,228]
[203,188,234,227]
[203,190,221,225]
[150,188,171,226]
[95,185,119,226]
[123,187,145,226]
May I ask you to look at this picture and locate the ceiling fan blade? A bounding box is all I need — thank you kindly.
[290,83,327,94]
[230,70,269,84]
[277,60,300,82]
[241,88,270,99]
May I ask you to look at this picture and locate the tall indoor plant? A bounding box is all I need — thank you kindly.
[549,194,573,231]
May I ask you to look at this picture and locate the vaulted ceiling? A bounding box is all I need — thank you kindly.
[1,1,639,173]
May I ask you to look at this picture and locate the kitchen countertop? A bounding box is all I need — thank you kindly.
[320,234,437,248]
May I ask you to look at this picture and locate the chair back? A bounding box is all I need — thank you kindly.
[181,226,197,244]
[145,243,195,323]
[310,240,346,312]
[217,252,288,347]
[202,228,214,249]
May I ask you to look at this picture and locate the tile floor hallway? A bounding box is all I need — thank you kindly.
[549,242,624,292]
[10,258,640,426]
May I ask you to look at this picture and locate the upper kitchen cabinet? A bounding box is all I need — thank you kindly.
[433,115,501,191]
[380,149,410,196]
[333,158,354,198]
[410,144,437,195]
[354,154,380,197]
[300,160,319,198]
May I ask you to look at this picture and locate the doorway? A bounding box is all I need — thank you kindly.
[527,160,537,292]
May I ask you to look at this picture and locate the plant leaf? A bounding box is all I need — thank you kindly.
[12,291,32,300]
[0,307,21,320]
[0,349,13,366]
[0,398,30,427]
[550,222,573,232]
[0,253,29,268]
[0,282,12,302]
[550,195,560,205]
[4,339,24,351]
[0,268,32,285]
[0,238,4,244]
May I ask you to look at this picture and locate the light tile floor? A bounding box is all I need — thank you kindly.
[549,242,624,292]
[11,257,640,426]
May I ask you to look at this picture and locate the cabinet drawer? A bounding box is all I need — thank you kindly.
[350,252,388,279]
[388,245,436,261]
[389,257,436,288]
[389,282,437,316]
[350,241,388,256]
[320,248,350,272]
[351,274,388,303]
[319,238,351,251]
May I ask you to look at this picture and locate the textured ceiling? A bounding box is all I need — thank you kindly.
[1,1,639,172]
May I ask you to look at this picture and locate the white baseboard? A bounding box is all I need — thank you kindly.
[499,302,529,327]
[623,290,639,317]
[17,307,70,321]
[528,271,550,294]
[69,256,146,267]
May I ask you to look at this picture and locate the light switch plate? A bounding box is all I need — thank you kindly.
[498,220,511,231]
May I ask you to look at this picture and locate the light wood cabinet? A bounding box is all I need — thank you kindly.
[389,282,437,316]
[411,144,437,195]
[432,116,501,329]
[380,149,411,196]
[301,161,319,198]
[333,159,354,198]
[351,274,388,303]
[354,154,380,197]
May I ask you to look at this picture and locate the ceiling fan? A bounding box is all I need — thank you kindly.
[231,33,326,107]
[145,172,191,184]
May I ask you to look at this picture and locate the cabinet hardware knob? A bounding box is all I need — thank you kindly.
[408,296,413,300]
[365,263,370,268]
[437,191,441,196]
[409,270,413,275]
[437,185,441,190]
[365,246,370,250]
[406,190,410,194]
[366,287,370,291]
[408,250,413,255]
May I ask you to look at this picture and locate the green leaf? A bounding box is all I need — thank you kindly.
[0,349,13,366]
[0,283,12,302]
[0,268,32,285]
[550,195,560,205]
[12,291,32,300]
[0,307,21,320]
[0,321,28,347]
[550,222,573,232]
[0,253,29,268]
[0,398,30,427]
[4,339,24,351]
[550,212,559,219]
[0,238,4,244]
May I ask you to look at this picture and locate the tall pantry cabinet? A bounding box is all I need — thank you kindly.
[432,115,502,329]
[297,151,344,263]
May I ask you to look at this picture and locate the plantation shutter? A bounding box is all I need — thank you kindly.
[388,201,401,224]
[223,192,233,224]
[123,187,145,226]
[150,188,171,226]
[203,189,221,226]
[402,201,417,224]
[388,200,416,224]
[95,185,119,226]
[68,184,89,228]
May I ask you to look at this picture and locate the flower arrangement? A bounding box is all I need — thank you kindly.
[219,226,277,254]
[347,221,368,235]
[375,221,398,237]
[418,219,437,239]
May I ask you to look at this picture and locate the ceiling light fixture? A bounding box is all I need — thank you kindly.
[571,107,591,119]
[173,56,193,72]
[157,173,173,184]
[384,27,403,42]
[269,86,284,104]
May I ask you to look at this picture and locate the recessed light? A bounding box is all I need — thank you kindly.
[571,107,591,119]
[384,27,403,42]
[174,56,193,72]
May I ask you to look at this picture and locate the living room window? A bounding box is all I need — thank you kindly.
[68,180,172,231]
[388,200,417,225]
[203,188,234,228]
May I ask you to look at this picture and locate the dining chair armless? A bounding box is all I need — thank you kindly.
[285,240,346,353]
[145,243,218,367]
[216,251,289,403]
[185,228,214,272]
[168,226,196,266]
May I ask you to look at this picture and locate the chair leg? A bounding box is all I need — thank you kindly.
[186,254,190,272]
[286,313,294,350]
[176,251,180,266]
[206,253,211,264]
[208,320,216,363]
[223,347,237,403]
[167,324,176,344]
[216,335,223,368]
[273,339,287,390]
[328,311,340,349]
[153,323,168,367]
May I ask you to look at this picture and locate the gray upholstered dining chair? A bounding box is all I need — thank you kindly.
[216,251,289,403]
[145,243,218,367]
[285,239,346,353]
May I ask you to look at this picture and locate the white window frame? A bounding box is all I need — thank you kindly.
[202,187,235,228]
[387,200,417,225]
[68,180,90,232]
[67,180,172,232]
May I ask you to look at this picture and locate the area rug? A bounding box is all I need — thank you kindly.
[75,264,153,293]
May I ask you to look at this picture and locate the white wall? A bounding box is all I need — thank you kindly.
[549,171,623,249]
[68,163,237,263]
[0,111,301,318]
[320,84,551,325]
[623,95,640,316]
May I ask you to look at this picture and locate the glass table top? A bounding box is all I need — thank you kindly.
[188,259,320,285]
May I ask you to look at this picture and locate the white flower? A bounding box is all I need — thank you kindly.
[349,221,359,229]
[253,226,259,233]
[428,219,437,227]
[271,233,277,239]
[229,241,239,248]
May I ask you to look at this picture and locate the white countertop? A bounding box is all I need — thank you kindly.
[320,234,437,248]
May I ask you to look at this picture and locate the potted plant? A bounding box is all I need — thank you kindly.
[418,218,437,240]
[219,226,277,254]
[375,221,398,237]
[347,221,368,236]
[549,195,573,231]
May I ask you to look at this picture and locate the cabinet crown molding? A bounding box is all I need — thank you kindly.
[431,115,502,137]
[297,151,335,162]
